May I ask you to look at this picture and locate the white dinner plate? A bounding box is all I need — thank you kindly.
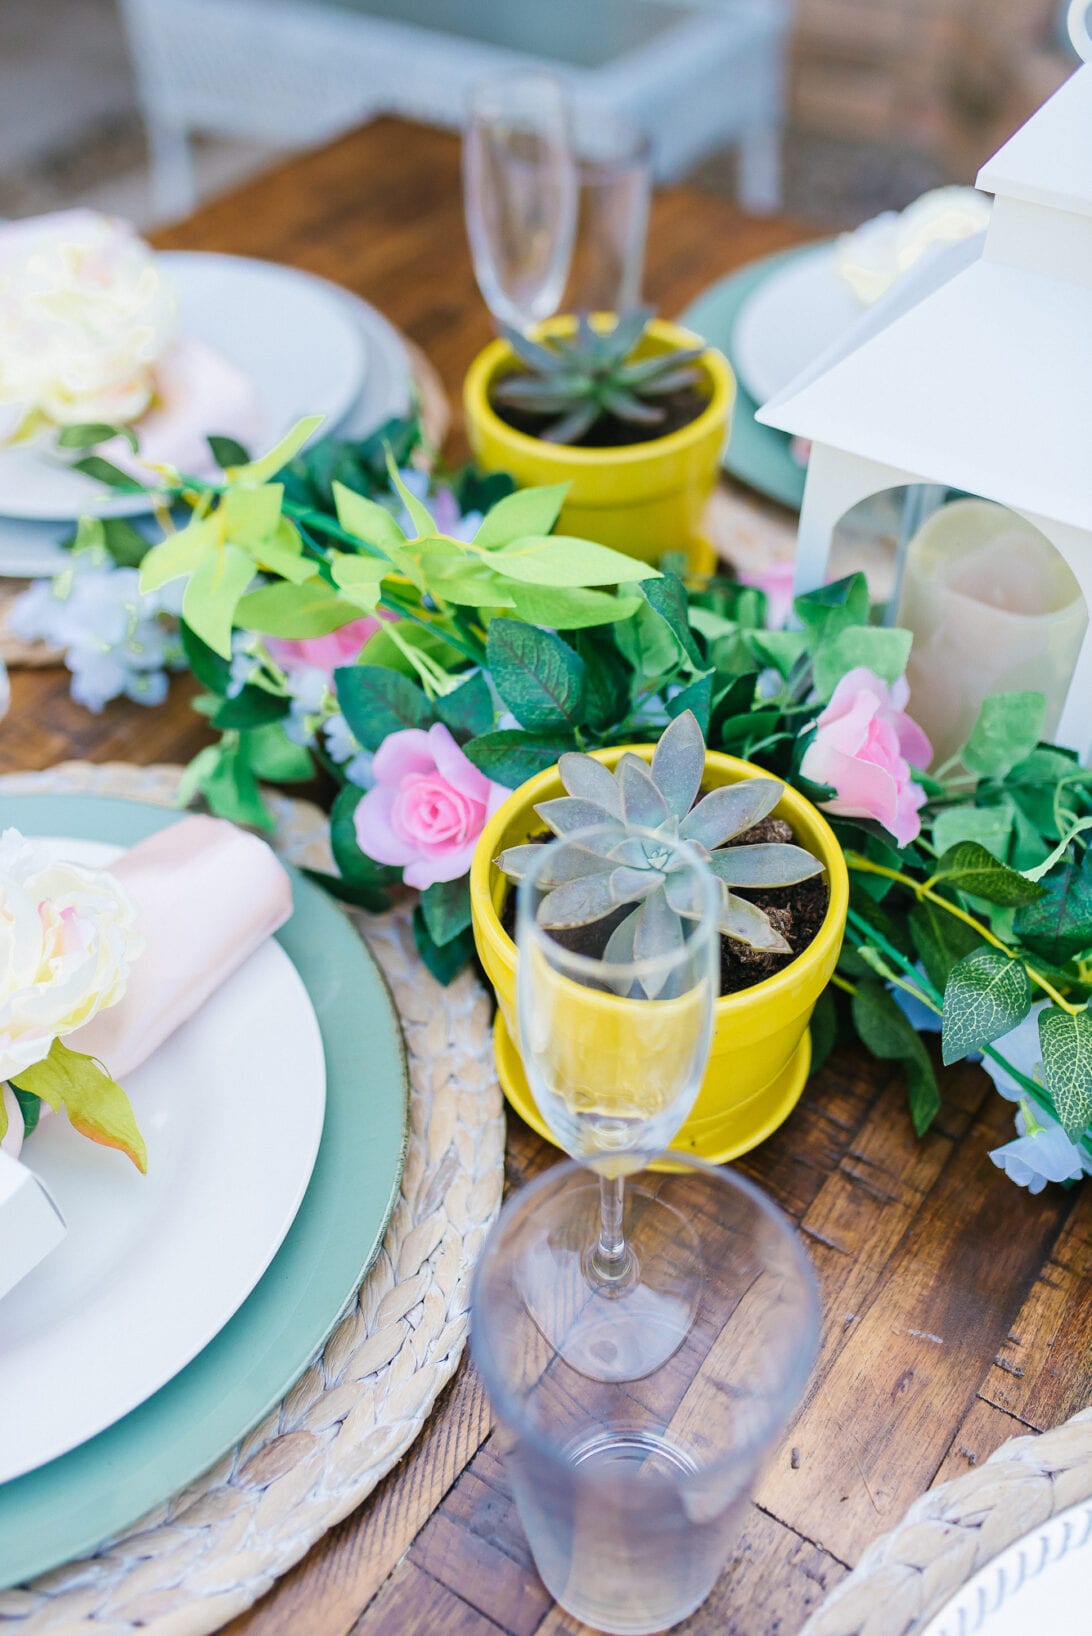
[0,252,367,523]
[0,273,413,578]
[0,836,326,1483]
[731,241,863,407]
[922,1498,1092,1635]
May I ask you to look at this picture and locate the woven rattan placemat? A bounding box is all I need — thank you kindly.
[0,760,503,1635]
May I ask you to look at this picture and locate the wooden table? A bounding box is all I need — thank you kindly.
[5,120,1090,1636]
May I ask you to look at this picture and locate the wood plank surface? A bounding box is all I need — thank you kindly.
[2,119,1089,1636]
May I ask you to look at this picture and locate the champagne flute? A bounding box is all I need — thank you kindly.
[515,825,719,1379]
[463,72,578,332]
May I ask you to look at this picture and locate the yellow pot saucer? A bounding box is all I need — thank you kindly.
[493,1011,812,1168]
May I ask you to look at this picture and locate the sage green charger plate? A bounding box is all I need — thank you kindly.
[0,795,408,1590]
[681,246,817,511]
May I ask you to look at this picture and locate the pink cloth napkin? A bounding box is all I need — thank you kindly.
[70,815,293,1079]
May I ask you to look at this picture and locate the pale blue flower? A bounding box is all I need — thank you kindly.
[344,751,375,789]
[282,666,330,749]
[989,1105,1090,1194]
[979,1005,1047,1103]
[323,711,358,765]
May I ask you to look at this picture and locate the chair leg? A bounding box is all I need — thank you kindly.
[738,125,782,214]
[146,119,197,220]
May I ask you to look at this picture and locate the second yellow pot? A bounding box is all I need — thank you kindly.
[470,747,849,1164]
[463,316,735,575]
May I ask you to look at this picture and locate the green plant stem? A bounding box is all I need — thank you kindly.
[845,852,1084,1016]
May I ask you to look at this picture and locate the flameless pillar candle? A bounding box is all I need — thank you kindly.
[896,499,1087,767]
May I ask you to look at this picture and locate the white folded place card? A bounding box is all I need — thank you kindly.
[0,1148,66,1303]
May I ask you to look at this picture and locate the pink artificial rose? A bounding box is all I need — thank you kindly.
[354,722,510,890]
[268,612,394,677]
[800,667,932,847]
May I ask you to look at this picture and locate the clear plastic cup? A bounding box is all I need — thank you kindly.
[471,1155,819,1635]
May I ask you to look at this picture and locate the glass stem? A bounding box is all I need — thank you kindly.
[592,1174,630,1284]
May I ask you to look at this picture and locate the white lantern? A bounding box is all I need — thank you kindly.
[758,7,1092,759]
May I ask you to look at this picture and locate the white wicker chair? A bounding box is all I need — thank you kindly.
[118,0,791,217]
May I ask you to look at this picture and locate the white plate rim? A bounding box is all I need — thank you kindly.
[0,835,327,1482]
[731,240,860,407]
[921,1496,1092,1636]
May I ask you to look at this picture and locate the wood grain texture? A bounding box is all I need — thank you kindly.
[2,118,1088,1636]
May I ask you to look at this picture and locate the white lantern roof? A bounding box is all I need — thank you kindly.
[757,61,1092,537]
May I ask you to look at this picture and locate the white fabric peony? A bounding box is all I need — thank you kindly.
[0,209,177,430]
[0,829,143,1087]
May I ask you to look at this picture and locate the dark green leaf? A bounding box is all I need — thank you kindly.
[100,517,151,568]
[211,686,290,730]
[181,622,232,694]
[486,618,585,731]
[639,572,703,668]
[465,729,575,789]
[851,978,941,1135]
[196,742,275,831]
[438,671,495,741]
[808,987,838,1078]
[208,434,251,469]
[334,664,434,750]
[961,692,1047,780]
[413,904,476,985]
[667,671,713,736]
[11,1085,41,1136]
[1038,1007,1092,1137]
[421,876,473,946]
[329,784,400,891]
[941,948,1032,1064]
[1014,849,1092,965]
[57,421,136,451]
[931,805,1014,860]
[243,722,314,782]
[303,867,392,913]
[70,455,147,492]
[794,573,870,643]
[909,899,982,995]
[813,626,912,700]
[930,842,1046,907]
[567,628,632,734]
[747,629,808,677]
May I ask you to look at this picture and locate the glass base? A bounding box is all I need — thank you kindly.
[516,1173,702,1382]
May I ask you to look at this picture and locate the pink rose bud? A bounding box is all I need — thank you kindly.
[353,722,511,890]
[800,667,932,847]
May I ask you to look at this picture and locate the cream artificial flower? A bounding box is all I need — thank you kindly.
[0,209,177,431]
[836,187,992,306]
[0,828,143,1085]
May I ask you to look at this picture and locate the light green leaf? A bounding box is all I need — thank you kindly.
[962,692,1047,780]
[333,482,407,553]
[507,582,642,629]
[930,841,1045,907]
[235,578,364,637]
[813,626,912,699]
[140,515,217,592]
[182,544,255,658]
[248,521,315,584]
[230,415,324,484]
[941,948,1032,1064]
[427,558,515,607]
[490,535,660,588]
[932,805,1013,861]
[329,551,388,611]
[384,453,435,538]
[12,1039,146,1172]
[748,628,809,677]
[222,483,283,542]
[1038,1007,1092,1136]
[473,483,569,549]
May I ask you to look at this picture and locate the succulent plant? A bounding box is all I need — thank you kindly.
[492,308,705,445]
[497,711,824,987]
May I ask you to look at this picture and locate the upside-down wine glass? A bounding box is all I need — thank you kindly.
[514,825,720,1381]
[463,71,579,333]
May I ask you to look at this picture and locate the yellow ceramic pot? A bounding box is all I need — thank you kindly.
[469,746,849,1164]
[463,317,735,575]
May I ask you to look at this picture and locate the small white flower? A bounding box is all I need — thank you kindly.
[283,665,330,749]
[989,1103,1090,1194]
[0,828,143,1084]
